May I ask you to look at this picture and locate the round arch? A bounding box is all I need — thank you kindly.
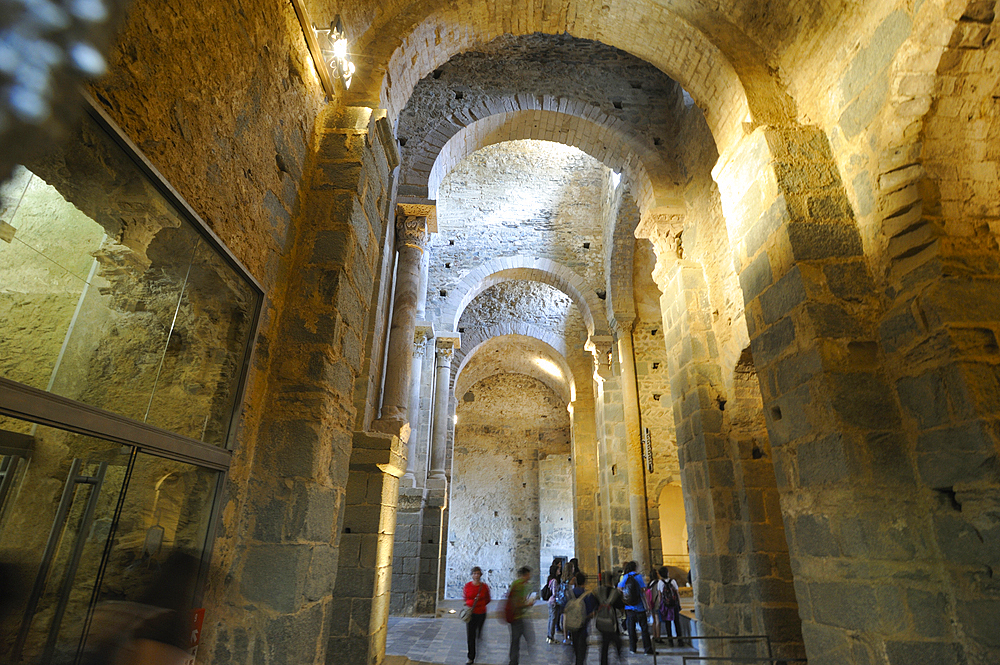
[454,333,576,405]
[420,109,675,214]
[440,255,609,336]
[343,0,806,156]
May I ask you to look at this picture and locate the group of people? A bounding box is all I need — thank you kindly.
[461,559,687,665]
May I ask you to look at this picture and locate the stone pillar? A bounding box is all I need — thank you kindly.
[568,397,600,577]
[713,125,950,663]
[329,432,406,665]
[373,213,429,441]
[427,336,458,489]
[402,324,433,487]
[413,490,447,615]
[588,334,622,566]
[614,318,651,574]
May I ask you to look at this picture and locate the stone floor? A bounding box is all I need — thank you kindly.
[386,614,697,665]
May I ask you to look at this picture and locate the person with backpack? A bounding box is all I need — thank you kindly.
[657,566,685,647]
[617,560,655,655]
[506,566,534,665]
[544,559,563,644]
[593,571,626,665]
[554,568,573,644]
[564,572,598,665]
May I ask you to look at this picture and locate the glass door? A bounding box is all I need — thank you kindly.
[0,417,220,664]
[0,419,128,664]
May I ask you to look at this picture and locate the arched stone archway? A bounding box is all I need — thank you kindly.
[343,0,800,155]
[440,255,609,336]
[453,333,576,405]
[422,109,673,214]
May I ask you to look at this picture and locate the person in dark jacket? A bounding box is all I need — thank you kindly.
[545,559,563,644]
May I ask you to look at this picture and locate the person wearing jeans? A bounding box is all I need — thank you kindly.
[617,561,654,655]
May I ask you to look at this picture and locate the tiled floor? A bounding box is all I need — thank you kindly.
[386,614,696,665]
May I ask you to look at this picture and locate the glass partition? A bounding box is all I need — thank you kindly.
[0,108,260,448]
[0,417,219,664]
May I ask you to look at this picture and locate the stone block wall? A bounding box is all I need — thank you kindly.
[329,432,405,665]
[569,354,601,577]
[388,488,425,616]
[425,140,608,323]
[713,122,991,663]
[213,104,396,664]
[539,454,576,570]
[445,373,571,598]
[595,374,635,569]
[633,321,681,568]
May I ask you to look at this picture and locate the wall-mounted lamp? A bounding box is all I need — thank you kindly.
[315,16,356,90]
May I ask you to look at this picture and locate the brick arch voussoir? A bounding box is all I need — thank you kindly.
[452,331,576,404]
[607,189,644,327]
[866,1,980,293]
[453,323,568,374]
[440,255,608,336]
[376,2,755,158]
[419,109,669,215]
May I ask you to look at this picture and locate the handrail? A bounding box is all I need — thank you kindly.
[682,658,808,664]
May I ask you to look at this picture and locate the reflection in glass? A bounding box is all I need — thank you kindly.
[0,417,219,664]
[0,111,259,447]
[0,420,129,664]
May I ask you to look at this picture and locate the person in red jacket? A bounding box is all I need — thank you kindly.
[463,566,491,664]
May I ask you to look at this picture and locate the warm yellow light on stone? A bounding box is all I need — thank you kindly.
[534,357,563,379]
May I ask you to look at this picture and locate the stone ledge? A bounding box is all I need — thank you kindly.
[352,430,406,476]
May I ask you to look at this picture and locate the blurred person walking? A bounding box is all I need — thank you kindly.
[506,566,534,665]
[463,566,491,664]
[594,571,626,665]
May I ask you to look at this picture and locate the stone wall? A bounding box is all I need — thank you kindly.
[427,140,608,322]
[445,373,571,598]
[539,454,576,571]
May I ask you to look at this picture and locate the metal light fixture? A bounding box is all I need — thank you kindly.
[315,16,356,90]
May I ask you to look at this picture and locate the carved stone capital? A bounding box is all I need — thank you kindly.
[395,215,429,251]
[635,210,683,246]
[436,345,455,364]
[435,334,460,366]
[636,211,684,289]
[414,322,434,352]
[586,334,615,380]
[611,317,635,338]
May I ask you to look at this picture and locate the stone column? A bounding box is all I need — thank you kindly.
[614,317,651,574]
[329,432,406,665]
[402,324,433,487]
[427,336,458,489]
[373,213,429,442]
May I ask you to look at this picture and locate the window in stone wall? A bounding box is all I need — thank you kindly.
[0,96,250,665]
[0,100,262,448]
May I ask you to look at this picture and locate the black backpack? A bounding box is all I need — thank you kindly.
[621,573,642,606]
[662,580,680,610]
[541,580,553,601]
